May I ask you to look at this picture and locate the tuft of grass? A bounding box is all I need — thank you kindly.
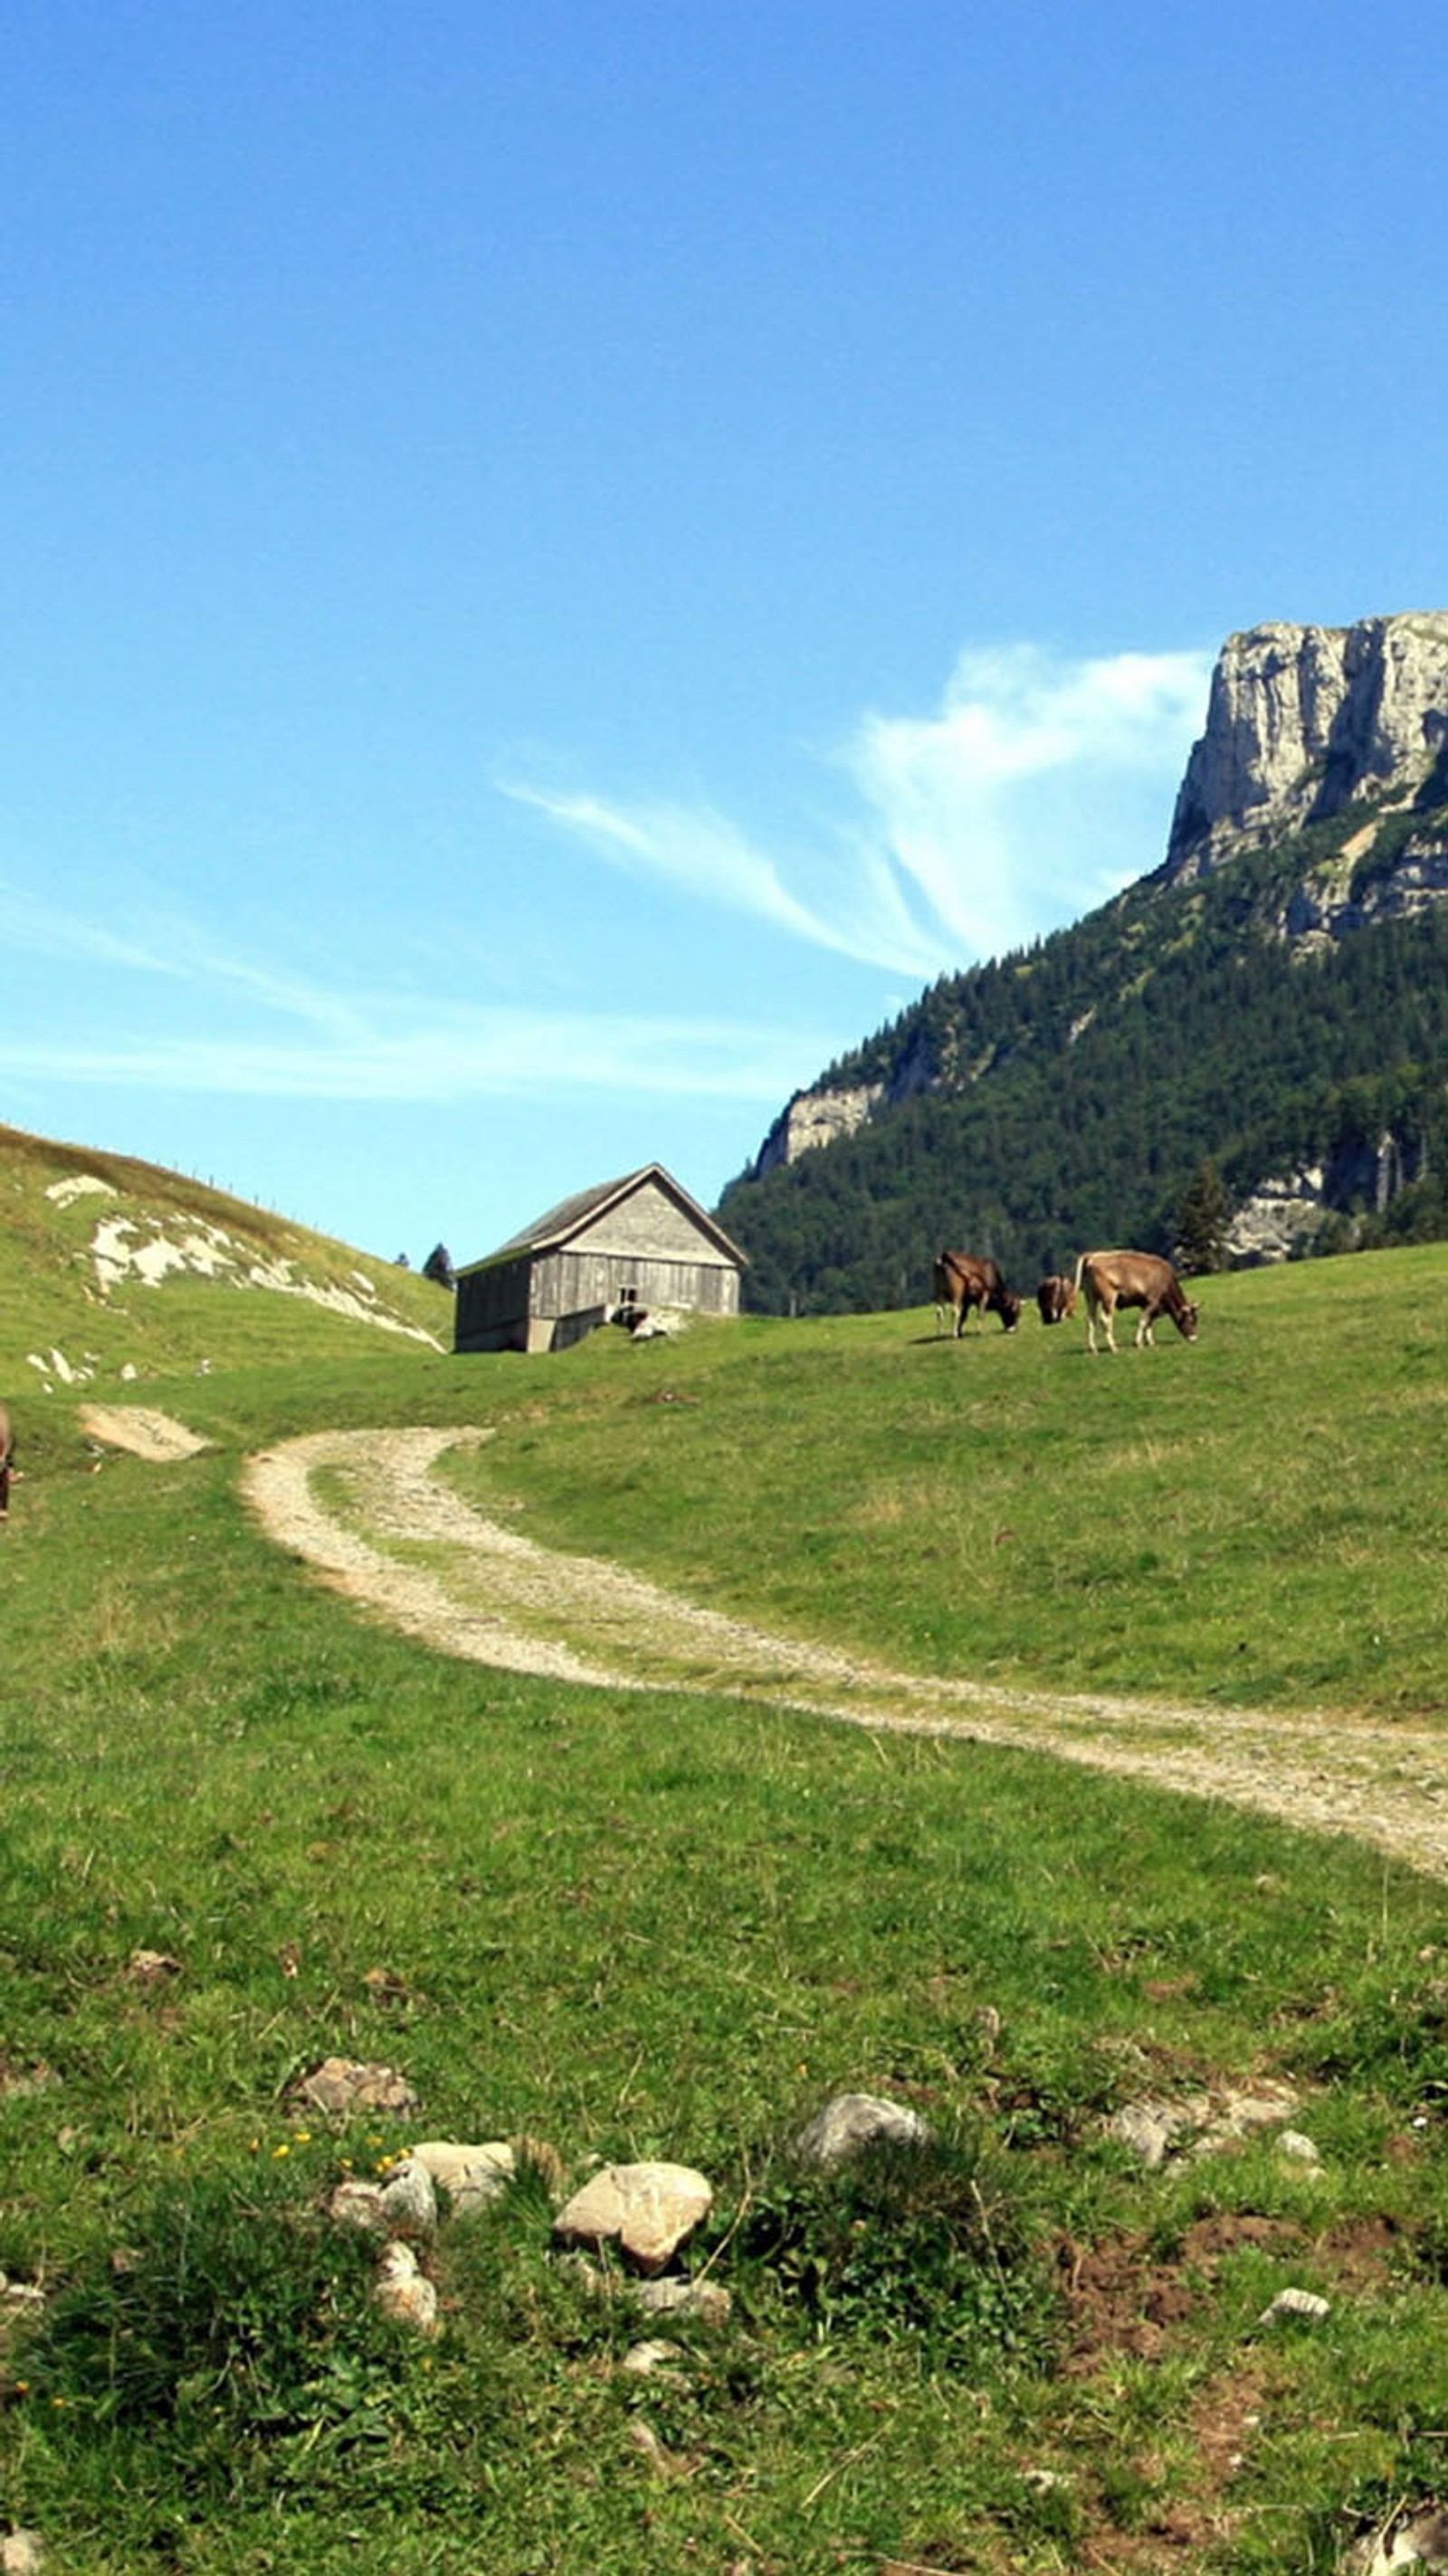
[735,2123,1060,2370]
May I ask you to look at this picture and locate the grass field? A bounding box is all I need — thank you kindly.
[4,1226,1448,2573]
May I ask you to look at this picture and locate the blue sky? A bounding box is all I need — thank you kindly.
[4,1,1444,1264]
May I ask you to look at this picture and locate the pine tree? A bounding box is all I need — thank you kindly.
[1176,1160,1231,1275]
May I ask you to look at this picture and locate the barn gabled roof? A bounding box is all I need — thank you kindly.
[457,1163,747,1276]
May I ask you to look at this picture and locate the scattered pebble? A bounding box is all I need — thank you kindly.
[1257,2286,1330,2327]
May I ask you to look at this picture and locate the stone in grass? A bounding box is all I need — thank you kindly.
[1276,2129,1323,2167]
[126,1950,182,1986]
[2,2534,45,2575]
[378,2155,436,2237]
[1109,2082,1300,2171]
[552,2162,713,2275]
[329,2156,436,2239]
[632,2275,731,2327]
[793,2093,931,2168]
[1349,2506,1448,2572]
[560,2256,731,2326]
[410,2140,517,2213]
[374,2241,438,2336]
[1257,2285,1330,2328]
[292,2057,420,2120]
[329,2180,387,2235]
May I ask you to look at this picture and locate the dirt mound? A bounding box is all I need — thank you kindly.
[80,1405,208,1462]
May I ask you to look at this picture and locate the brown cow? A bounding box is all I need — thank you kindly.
[934,1251,1022,1337]
[1074,1251,1200,1354]
[1035,1274,1078,1326]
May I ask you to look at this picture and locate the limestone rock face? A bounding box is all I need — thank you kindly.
[1224,1130,1427,1264]
[1167,613,1448,879]
[750,1083,885,1179]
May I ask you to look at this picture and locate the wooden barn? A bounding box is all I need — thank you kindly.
[453,1164,746,1354]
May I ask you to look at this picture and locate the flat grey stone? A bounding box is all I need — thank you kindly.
[794,2093,931,2167]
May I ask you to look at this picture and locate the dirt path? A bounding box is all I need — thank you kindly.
[243,1426,1448,1879]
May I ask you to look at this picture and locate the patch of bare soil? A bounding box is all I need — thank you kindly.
[243,1426,1448,1880]
[79,1404,208,1461]
[1058,2216,1299,2374]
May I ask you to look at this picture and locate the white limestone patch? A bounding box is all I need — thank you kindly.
[85,1214,443,1349]
[45,1172,118,1209]
[244,1257,442,1342]
[26,1346,92,1387]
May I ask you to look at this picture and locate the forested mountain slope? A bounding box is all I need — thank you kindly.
[718,615,1448,1314]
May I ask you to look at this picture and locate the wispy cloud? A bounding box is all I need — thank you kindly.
[844,644,1213,964]
[4,640,1212,1120]
[2,883,372,1040]
[0,994,817,1107]
[500,782,920,968]
[507,644,1213,975]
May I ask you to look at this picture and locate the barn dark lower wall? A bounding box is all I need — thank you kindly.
[455,1245,739,1354]
[454,1255,531,1352]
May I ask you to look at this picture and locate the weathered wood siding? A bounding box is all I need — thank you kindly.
[454,1254,532,1353]
[539,1247,737,1331]
[454,1171,742,1355]
[570,1178,728,1264]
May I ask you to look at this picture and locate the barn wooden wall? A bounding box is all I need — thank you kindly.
[454,1177,742,1354]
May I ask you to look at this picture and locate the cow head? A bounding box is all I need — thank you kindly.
[1176,1299,1201,1341]
[1000,1292,1023,1333]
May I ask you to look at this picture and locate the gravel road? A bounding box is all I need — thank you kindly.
[242,1425,1448,1880]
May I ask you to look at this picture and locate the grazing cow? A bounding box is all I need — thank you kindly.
[1074,1251,1200,1355]
[1035,1274,1078,1326]
[933,1250,1022,1337]
[0,1404,13,1521]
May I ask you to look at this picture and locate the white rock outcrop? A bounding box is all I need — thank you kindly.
[1167,613,1448,879]
[750,1083,885,1178]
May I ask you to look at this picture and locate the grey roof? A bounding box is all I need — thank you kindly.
[458,1163,747,1276]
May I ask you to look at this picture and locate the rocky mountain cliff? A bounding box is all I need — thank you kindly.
[1165,613,1448,881]
[720,611,1448,1310]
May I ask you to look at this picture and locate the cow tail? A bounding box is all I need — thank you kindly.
[1072,1252,1087,1293]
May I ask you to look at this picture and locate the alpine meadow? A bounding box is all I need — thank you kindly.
[3,1118,1448,2576]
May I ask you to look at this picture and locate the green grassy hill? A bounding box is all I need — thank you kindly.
[0,1119,452,1390]
[5,1216,1448,2572]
